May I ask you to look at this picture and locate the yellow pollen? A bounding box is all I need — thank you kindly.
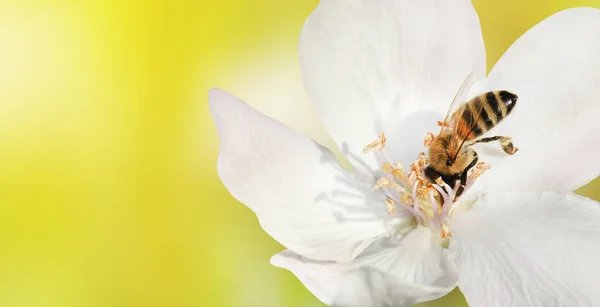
[374,178,408,194]
[423,132,435,147]
[437,120,451,128]
[410,153,431,187]
[417,186,431,197]
[440,224,452,238]
[407,170,417,186]
[385,199,396,215]
[381,163,393,173]
[363,132,387,153]
[470,162,492,179]
[400,193,413,205]
[374,178,390,189]
[381,162,409,185]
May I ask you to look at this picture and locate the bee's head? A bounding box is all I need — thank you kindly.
[446,153,455,166]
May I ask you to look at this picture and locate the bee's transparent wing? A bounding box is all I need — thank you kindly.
[448,90,487,160]
[437,73,474,134]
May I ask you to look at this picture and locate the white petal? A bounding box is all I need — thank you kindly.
[476,8,600,192]
[451,191,600,307]
[300,0,486,169]
[332,269,410,307]
[271,227,458,306]
[209,89,406,262]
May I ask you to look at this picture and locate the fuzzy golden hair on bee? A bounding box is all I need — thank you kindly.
[428,132,474,172]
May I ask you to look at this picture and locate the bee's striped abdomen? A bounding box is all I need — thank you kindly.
[455,90,518,140]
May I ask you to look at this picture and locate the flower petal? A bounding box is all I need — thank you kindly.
[209,89,407,262]
[299,0,486,169]
[271,227,458,306]
[475,8,600,192]
[451,191,600,307]
[332,269,412,307]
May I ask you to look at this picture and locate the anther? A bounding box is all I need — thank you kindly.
[374,178,391,190]
[470,162,492,179]
[410,154,431,188]
[381,162,409,185]
[374,178,408,194]
[440,224,452,238]
[437,120,451,128]
[400,193,413,205]
[363,132,387,153]
[385,199,396,215]
[424,132,435,147]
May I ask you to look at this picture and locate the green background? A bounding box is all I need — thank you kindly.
[0,0,599,306]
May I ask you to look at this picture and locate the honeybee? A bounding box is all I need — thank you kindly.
[424,74,519,198]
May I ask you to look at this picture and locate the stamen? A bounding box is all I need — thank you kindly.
[381,162,409,186]
[363,132,387,153]
[411,182,419,211]
[411,182,427,223]
[410,153,430,187]
[374,178,408,194]
[449,206,456,218]
[470,162,492,179]
[385,199,396,215]
[379,149,396,168]
[440,224,452,238]
[437,120,451,128]
[423,132,435,147]
[429,191,439,219]
[432,181,454,213]
[374,178,390,190]
[363,131,492,240]
[407,170,417,186]
[400,193,413,205]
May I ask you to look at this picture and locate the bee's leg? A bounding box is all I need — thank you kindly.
[424,166,441,183]
[442,174,458,193]
[425,166,456,194]
[473,136,519,155]
[455,152,479,200]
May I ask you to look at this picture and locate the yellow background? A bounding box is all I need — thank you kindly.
[1,0,599,306]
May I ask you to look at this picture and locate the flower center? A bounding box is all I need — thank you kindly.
[363,132,491,239]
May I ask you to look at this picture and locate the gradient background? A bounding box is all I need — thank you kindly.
[1,0,599,306]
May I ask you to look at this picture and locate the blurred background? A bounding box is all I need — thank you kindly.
[1,0,599,306]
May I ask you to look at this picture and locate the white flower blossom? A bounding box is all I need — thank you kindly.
[208,1,600,306]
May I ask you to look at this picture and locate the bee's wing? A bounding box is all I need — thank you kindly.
[447,92,486,160]
[438,73,474,134]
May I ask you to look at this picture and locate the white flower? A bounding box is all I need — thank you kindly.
[208,1,600,306]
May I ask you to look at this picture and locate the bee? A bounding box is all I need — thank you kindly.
[424,74,519,198]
